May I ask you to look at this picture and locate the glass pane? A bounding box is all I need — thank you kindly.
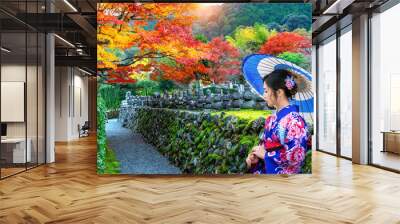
[0,0,46,178]
[1,30,27,177]
[371,4,400,171]
[38,32,45,165]
[27,31,38,169]
[317,36,337,154]
[312,45,317,151]
[340,28,352,158]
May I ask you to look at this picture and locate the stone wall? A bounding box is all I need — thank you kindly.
[119,107,266,174]
[119,107,312,174]
[120,84,268,111]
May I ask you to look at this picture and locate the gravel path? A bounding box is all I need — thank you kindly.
[105,119,181,174]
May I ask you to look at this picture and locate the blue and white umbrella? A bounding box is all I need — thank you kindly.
[242,54,314,121]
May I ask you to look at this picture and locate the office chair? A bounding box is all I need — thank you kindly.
[78,121,90,138]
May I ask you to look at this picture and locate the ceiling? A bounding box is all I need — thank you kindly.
[308,0,390,43]
[0,0,97,74]
[0,0,394,74]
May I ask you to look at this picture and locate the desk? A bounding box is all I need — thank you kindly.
[1,138,31,163]
[381,131,400,154]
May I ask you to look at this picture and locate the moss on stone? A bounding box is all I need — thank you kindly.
[212,109,272,121]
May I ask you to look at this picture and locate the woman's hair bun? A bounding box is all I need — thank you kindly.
[288,86,298,98]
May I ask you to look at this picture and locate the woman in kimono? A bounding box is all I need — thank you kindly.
[246,69,311,174]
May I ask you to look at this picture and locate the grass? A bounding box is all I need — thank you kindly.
[154,108,272,121]
[104,145,121,174]
[212,109,272,121]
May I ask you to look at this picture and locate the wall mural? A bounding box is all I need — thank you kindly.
[97,2,313,175]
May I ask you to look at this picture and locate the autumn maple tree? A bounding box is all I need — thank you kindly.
[258,32,311,56]
[97,3,242,85]
[97,3,204,83]
[203,37,241,84]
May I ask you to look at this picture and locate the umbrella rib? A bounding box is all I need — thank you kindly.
[307,90,315,123]
[303,89,313,98]
[259,64,275,70]
[299,93,305,121]
[259,63,275,68]
[306,90,314,99]
[260,60,276,68]
[302,91,314,123]
[271,57,283,68]
[297,91,311,123]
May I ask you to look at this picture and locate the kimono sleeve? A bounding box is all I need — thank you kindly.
[279,115,308,174]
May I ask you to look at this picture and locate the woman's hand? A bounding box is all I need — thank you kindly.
[252,144,266,160]
[246,153,259,168]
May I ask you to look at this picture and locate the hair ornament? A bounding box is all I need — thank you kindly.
[284,75,296,90]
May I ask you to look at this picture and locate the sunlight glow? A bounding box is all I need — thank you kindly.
[200,3,224,7]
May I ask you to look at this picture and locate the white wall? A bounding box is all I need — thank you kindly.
[72,73,89,138]
[55,66,69,141]
[54,67,89,141]
[1,64,26,139]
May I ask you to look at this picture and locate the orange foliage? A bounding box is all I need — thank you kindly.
[258,32,311,56]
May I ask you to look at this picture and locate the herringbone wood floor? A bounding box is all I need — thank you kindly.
[1,135,400,224]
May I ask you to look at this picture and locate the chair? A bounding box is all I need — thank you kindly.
[78,121,90,138]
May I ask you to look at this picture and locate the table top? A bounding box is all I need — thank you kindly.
[1,138,30,143]
[381,131,400,134]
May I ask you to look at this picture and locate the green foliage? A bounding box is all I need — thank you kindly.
[194,33,209,43]
[158,79,176,92]
[254,23,272,44]
[277,52,310,71]
[120,79,178,96]
[282,14,311,31]
[104,145,121,174]
[118,83,137,96]
[98,84,121,112]
[159,57,177,67]
[112,78,178,97]
[97,96,107,173]
[292,28,311,38]
[212,109,271,121]
[202,85,220,94]
[97,95,120,174]
[267,22,283,32]
[199,3,312,39]
[226,23,277,55]
[135,80,159,96]
[239,135,259,151]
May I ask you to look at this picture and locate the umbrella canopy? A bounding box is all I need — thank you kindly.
[242,54,314,121]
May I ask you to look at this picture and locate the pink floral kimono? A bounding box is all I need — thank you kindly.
[249,104,311,174]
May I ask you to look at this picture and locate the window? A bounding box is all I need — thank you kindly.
[317,35,337,154]
[340,26,352,158]
[370,3,400,171]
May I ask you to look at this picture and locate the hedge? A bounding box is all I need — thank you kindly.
[97,96,120,174]
[123,108,312,174]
